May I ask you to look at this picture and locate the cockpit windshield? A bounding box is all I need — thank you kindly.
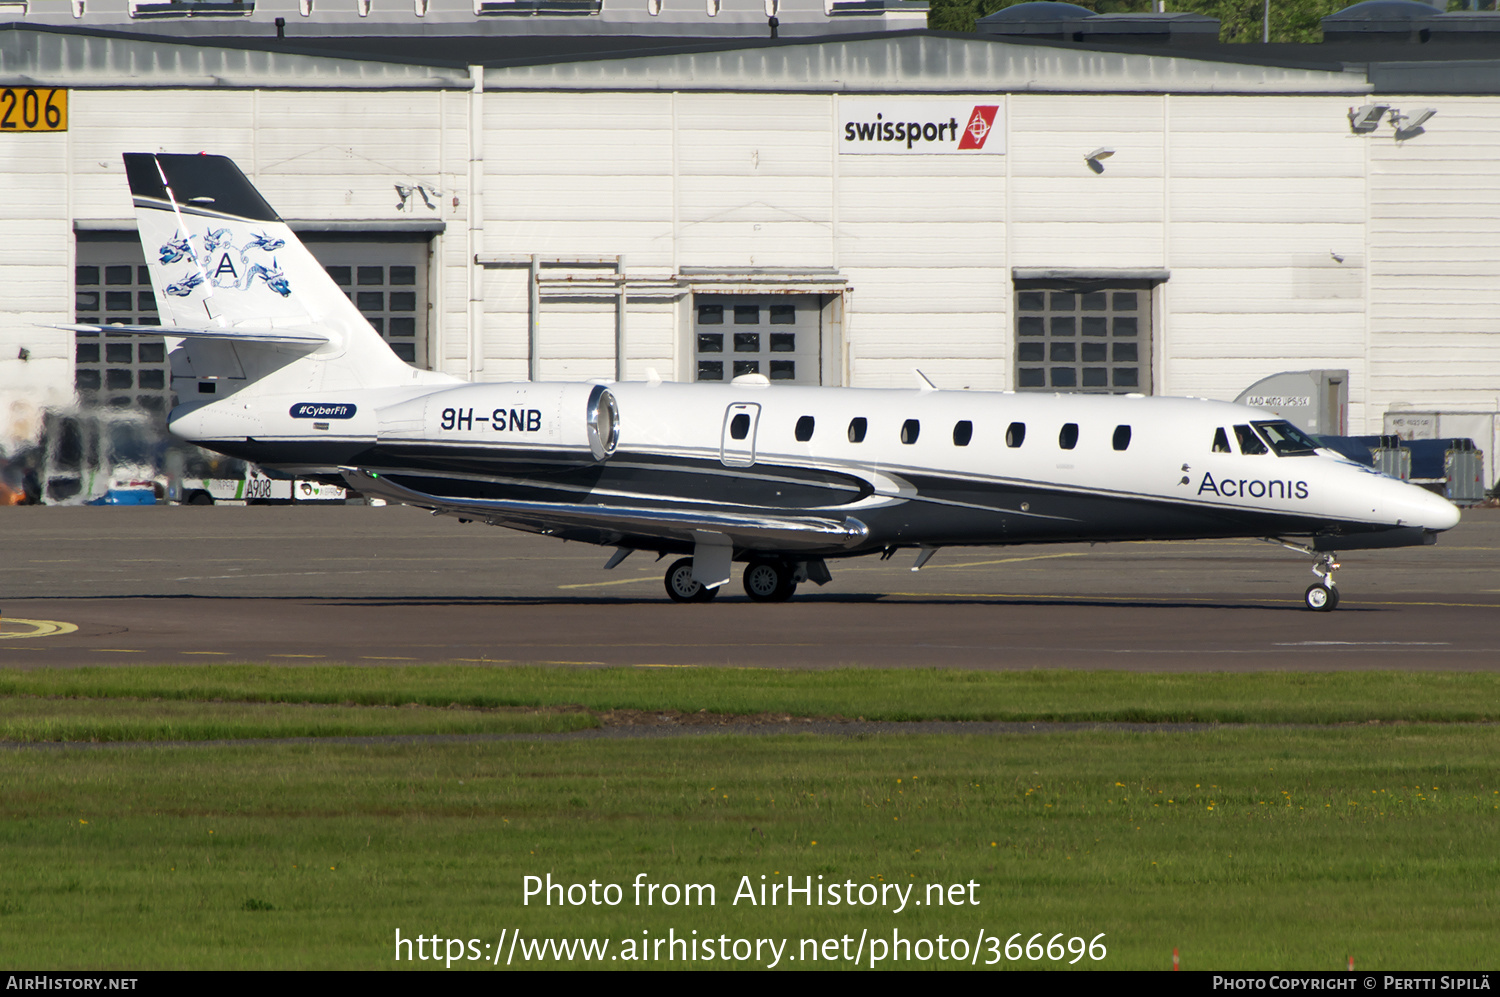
[1233,425,1267,455]
[1252,420,1320,457]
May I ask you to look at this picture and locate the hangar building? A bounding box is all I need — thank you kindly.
[3,0,1499,488]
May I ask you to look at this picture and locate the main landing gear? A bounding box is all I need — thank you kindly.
[742,559,798,603]
[663,557,719,603]
[661,557,805,603]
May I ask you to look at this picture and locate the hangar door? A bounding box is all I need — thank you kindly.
[1014,280,1154,394]
[693,294,823,385]
[73,233,432,414]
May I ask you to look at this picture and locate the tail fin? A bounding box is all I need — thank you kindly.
[120,153,433,394]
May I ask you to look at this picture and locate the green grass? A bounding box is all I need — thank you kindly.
[3,665,1499,727]
[0,696,596,743]
[3,666,1497,969]
[1,727,1496,969]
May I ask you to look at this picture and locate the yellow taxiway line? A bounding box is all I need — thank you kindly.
[0,619,79,639]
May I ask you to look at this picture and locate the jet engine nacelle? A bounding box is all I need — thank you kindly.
[375,382,619,462]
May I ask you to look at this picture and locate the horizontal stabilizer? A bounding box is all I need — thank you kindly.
[55,323,329,346]
[341,468,869,552]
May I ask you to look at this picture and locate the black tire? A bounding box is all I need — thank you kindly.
[664,558,718,603]
[743,559,798,602]
[1304,583,1339,612]
[187,492,214,506]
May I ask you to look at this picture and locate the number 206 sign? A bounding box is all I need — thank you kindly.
[1,88,68,132]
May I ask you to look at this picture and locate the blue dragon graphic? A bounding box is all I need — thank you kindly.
[241,232,286,260]
[246,261,291,297]
[165,271,206,297]
[158,235,194,265]
[203,228,232,256]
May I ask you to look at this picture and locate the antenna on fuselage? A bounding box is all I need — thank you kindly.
[914,369,938,393]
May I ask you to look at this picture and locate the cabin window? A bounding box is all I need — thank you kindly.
[953,421,973,447]
[730,413,751,440]
[1059,423,1079,450]
[795,416,815,442]
[1006,422,1026,448]
[848,417,867,443]
[901,419,921,444]
[1014,279,1155,394]
[1112,425,1131,451]
[1233,424,1268,455]
[1212,427,1232,453]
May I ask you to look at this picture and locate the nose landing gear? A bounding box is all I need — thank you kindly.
[1267,540,1341,612]
[1304,551,1340,612]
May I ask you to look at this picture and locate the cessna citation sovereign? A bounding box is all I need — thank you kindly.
[71,154,1461,611]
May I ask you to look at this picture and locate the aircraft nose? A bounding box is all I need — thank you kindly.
[1422,488,1458,533]
[1416,488,1461,532]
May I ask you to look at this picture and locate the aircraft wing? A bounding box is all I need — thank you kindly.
[340,468,869,552]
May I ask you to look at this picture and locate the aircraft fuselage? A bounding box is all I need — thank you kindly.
[168,380,1459,557]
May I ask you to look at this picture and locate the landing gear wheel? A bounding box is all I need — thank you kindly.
[664,558,718,603]
[1304,583,1339,612]
[743,559,798,602]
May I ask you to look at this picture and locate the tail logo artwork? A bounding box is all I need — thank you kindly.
[156,229,292,298]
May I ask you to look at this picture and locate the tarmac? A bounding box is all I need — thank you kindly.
[3,504,1498,670]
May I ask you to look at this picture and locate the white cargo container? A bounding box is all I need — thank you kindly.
[1384,411,1500,495]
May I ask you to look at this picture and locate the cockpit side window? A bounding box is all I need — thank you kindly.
[1252,420,1319,457]
[1233,424,1268,455]
[1212,427,1231,453]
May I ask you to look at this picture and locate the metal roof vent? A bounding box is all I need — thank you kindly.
[977,2,1219,46]
[983,1,1094,19]
[1320,0,1500,43]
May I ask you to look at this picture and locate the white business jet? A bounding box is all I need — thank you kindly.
[64,154,1461,611]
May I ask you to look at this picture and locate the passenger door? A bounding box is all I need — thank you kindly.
[720,403,761,468]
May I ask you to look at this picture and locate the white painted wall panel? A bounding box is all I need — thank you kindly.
[1364,97,1500,429]
[850,357,1008,390]
[844,269,1008,314]
[1009,225,1166,266]
[1169,224,1366,268]
[836,174,1005,224]
[850,316,1006,359]
[1010,180,1164,224]
[1169,313,1366,356]
[620,302,676,382]
[1171,179,1363,224]
[837,223,1004,268]
[537,299,615,360]
[1169,268,1366,313]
